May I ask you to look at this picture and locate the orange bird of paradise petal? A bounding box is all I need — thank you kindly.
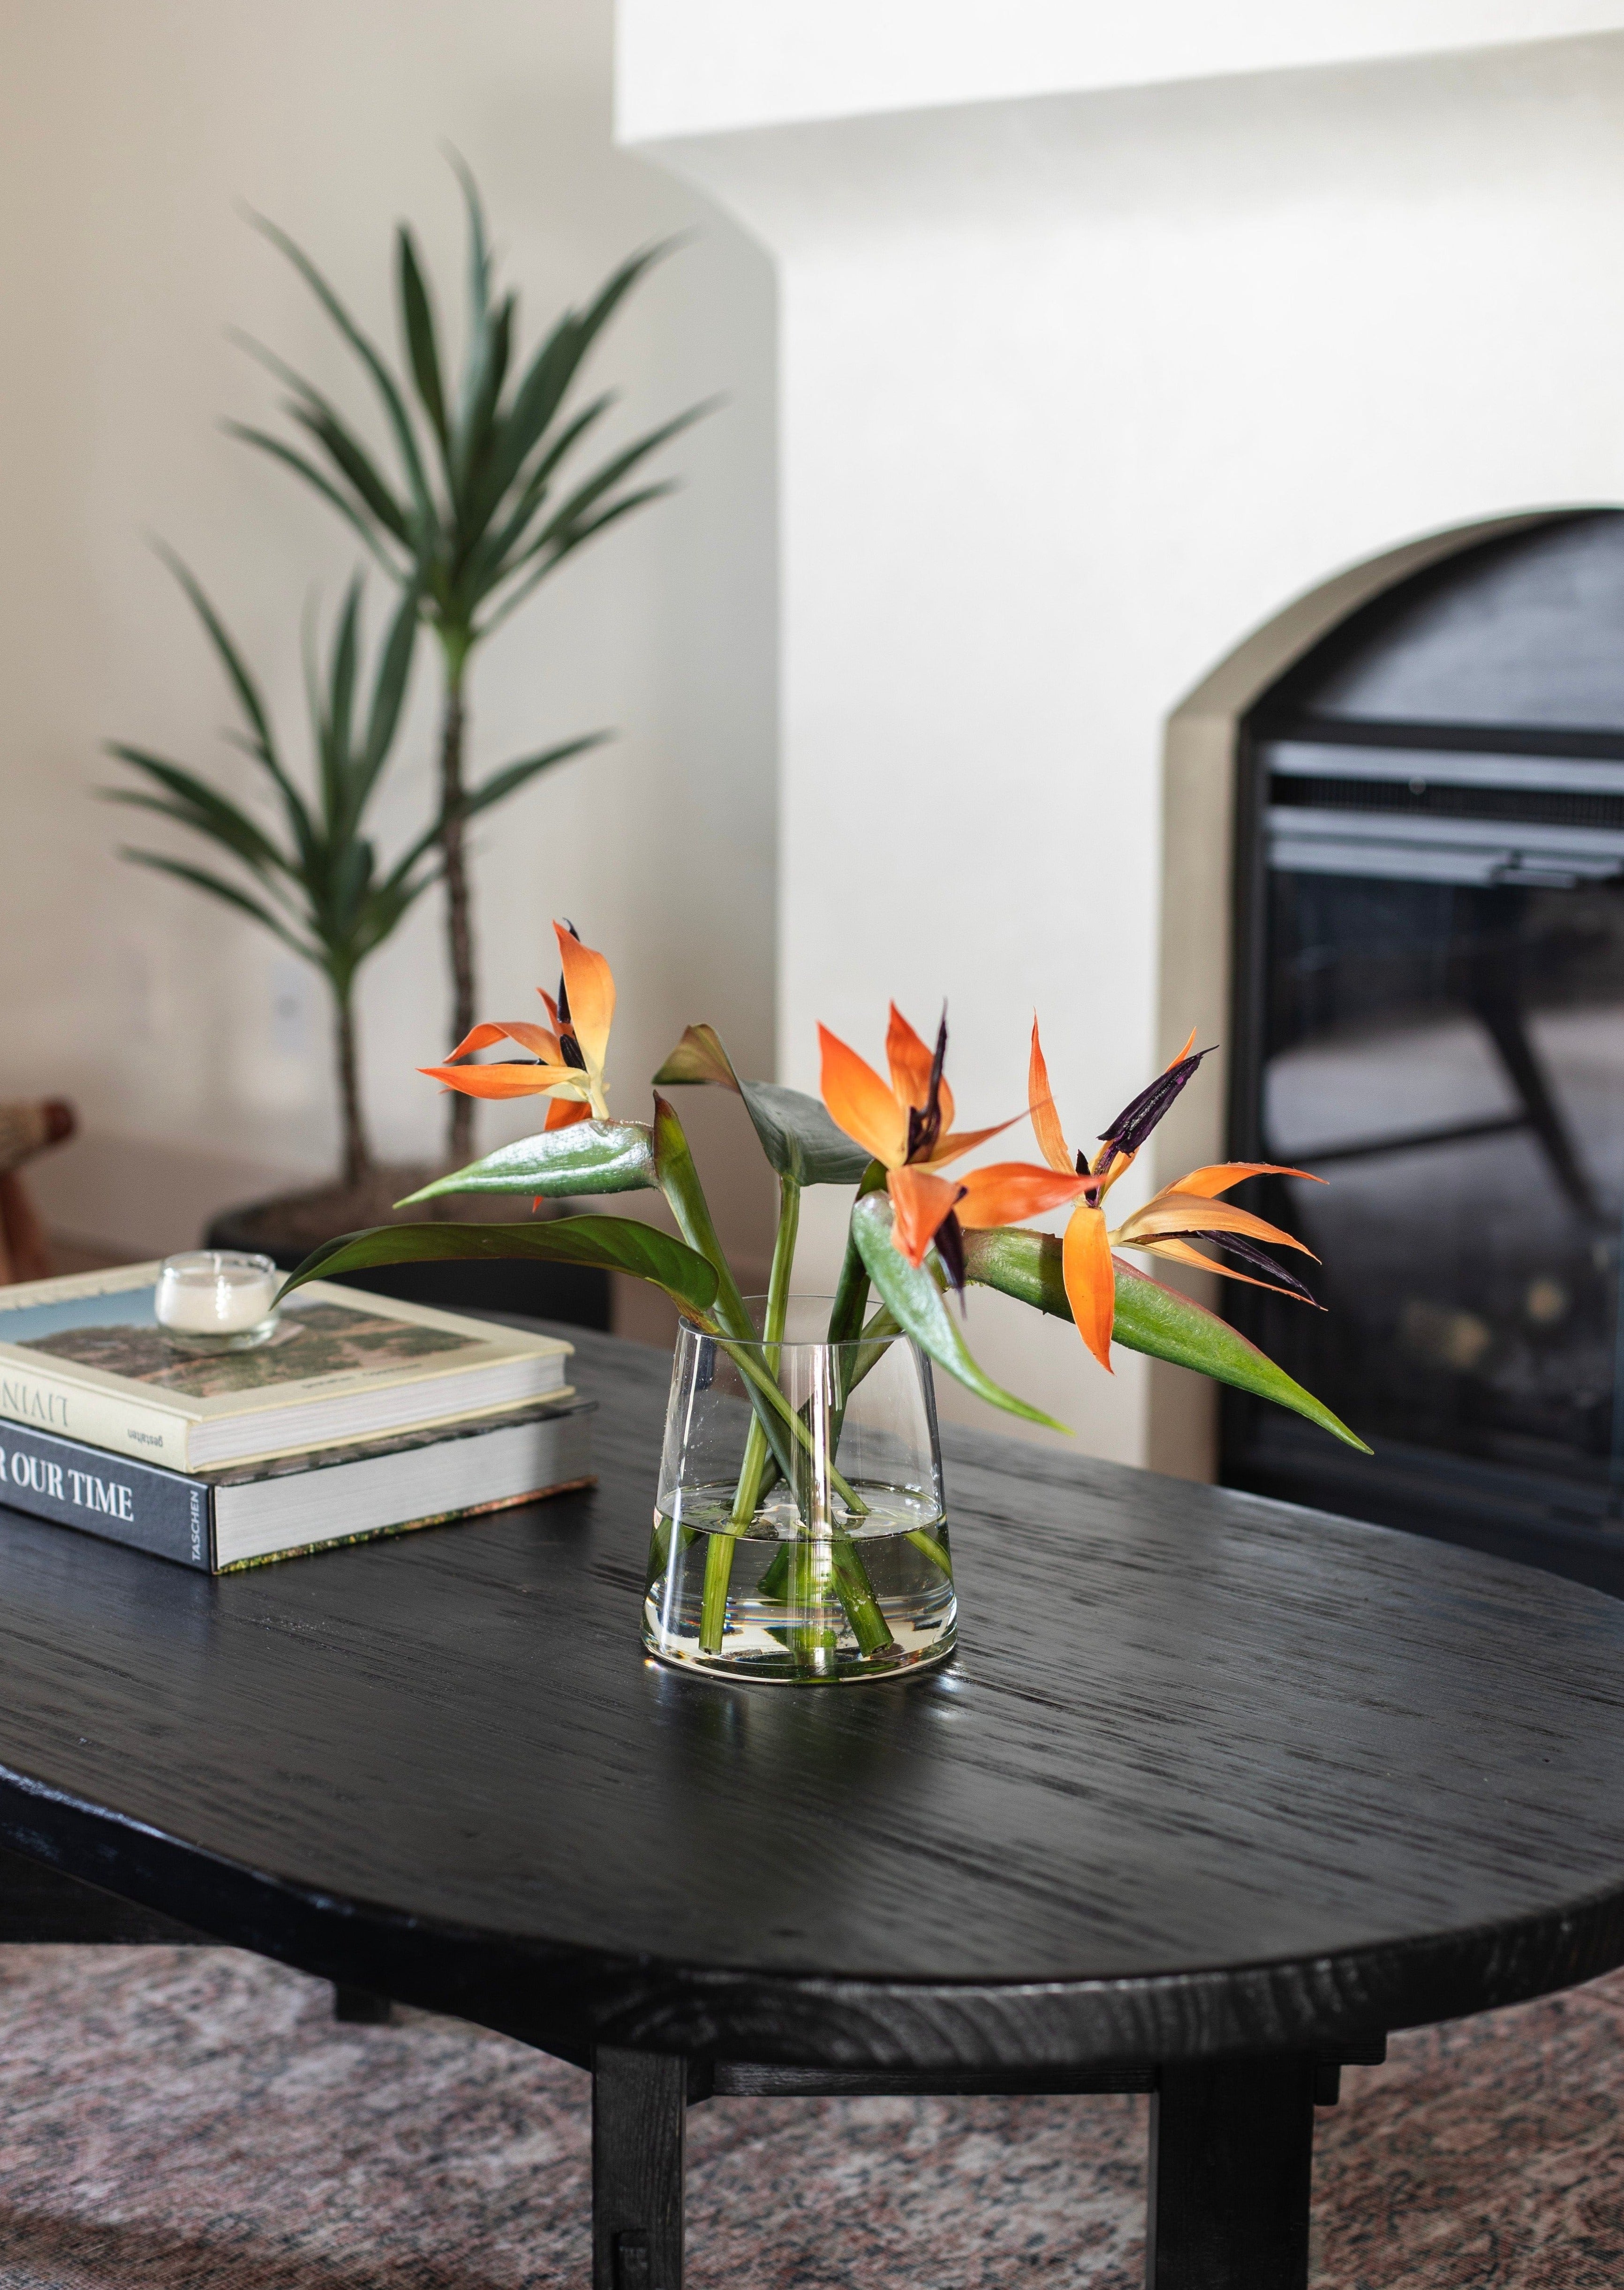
[422,922,616,1122]
[1020,1017,1329,1369]
[888,1167,968,1268]
[819,1025,911,1167]
[820,1008,1030,1276]
[1062,1203,1117,1373]
[554,922,614,1081]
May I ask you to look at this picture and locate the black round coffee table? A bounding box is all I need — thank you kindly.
[3,1324,1624,2290]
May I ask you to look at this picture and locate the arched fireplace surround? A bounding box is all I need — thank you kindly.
[1159,509,1624,1592]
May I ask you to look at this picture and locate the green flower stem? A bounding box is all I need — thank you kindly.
[655,1103,891,1654]
[905,1529,953,1578]
[827,1159,887,1354]
[652,1094,754,1339]
[700,1177,800,1653]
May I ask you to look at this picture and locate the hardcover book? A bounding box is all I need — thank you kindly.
[0,1264,573,1470]
[0,1397,595,1571]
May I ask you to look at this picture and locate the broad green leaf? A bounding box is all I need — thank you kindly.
[653,1023,872,1187]
[277,1214,718,1318]
[396,1120,658,1203]
[960,1226,1371,1452]
[651,1094,754,1338]
[851,1194,1068,1432]
[828,1159,888,1345]
[741,1082,873,1187]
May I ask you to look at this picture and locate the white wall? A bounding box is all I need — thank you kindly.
[0,0,778,1279]
[619,0,1624,140]
[627,28,1624,1462]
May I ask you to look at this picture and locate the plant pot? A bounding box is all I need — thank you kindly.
[643,1297,955,1684]
[204,1165,610,1331]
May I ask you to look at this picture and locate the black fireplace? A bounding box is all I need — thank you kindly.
[1221,511,1624,1595]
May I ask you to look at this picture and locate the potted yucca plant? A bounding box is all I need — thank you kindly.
[229,159,705,1167]
[107,552,432,1209]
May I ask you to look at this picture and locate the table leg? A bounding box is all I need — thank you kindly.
[1146,2054,1314,2290]
[592,2047,687,2290]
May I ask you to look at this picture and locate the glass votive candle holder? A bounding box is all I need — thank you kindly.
[154,1251,283,1351]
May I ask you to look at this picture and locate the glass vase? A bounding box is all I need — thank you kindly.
[644,1297,955,1683]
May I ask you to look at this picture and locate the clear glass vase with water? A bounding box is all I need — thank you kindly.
[645,1297,954,1683]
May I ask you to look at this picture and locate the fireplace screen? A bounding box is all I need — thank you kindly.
[1222,512,1624,1589]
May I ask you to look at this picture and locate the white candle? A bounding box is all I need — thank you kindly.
[155,1252,280,1337]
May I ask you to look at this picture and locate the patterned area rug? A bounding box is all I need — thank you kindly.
[0,1947,1621,2288]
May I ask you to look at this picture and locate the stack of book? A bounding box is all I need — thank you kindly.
[0,1264,591,1572]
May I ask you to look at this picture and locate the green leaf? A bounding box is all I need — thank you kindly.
[651,1094,754,1338]
[652,1023,871,1187]
[119,850,317,963]
[740,1083,874,1187]
[960,1226,1372,1452]
[851,1194,1068,1432]
[828,1159,888,1345]
[276,1214,718,1318]
[103,748,289,877]
[397,225,448,448]
[247,210,436,536]
[456,732,608,823]
[152,544,279,764]
[286,401,414,546]
[357,581,421,794]
[224,423,406,578]
[395,1120,658,1202]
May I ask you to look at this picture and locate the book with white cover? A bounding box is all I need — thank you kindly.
[0,1263,573,1470]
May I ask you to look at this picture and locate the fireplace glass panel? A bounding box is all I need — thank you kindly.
[1223,513,1624,1588]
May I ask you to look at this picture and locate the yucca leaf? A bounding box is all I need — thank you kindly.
[456,732,609,823]
[103,748,289,877]
[448,148,491,332]
[277,1214,719,1318]
[397,225,448,449]
[451,293,513,517]
[153,544,277,761]
[357,582,420,794]
[464,392,613,596]
[851,1194,1068,1432]
[325,576,363,813]
[121,850,317,961]
[248,211,436,535]
[960,1226,1370,1451]
[519,407,708,568]
[286,401,413,546]
[475,242,672,529]
[478,482,677,640]
[224,424,405,578]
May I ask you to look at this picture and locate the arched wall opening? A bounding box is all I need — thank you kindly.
[1152,508,1624,1595]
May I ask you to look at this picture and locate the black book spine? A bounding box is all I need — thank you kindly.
[0,1422,213,1568]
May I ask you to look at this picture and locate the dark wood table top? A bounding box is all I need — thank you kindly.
[2,1322,1624,2074]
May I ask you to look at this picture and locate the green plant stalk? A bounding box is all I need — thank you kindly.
[654,1095,866,1508]
[826,1159,886,1353]
[754,1297,926,1627]
[436,661,476,1167]
[651,1108,891,1655]
[699,1176,800,1653]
